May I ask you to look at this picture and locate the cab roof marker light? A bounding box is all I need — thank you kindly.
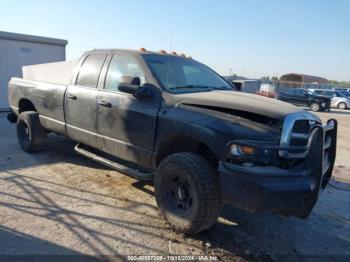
[159,50,167,54]
[140,47,147,52]
[180,53,186,57]
[171,51,178,56]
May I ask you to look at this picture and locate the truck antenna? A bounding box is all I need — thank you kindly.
[166,30,174,89]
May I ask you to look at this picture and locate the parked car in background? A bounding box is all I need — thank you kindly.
[231,79,260,93]
[309,89,350,110]
[277,88,331,112]
[335,88,350,93]
[256,83,276,98]
[338,90,350,98]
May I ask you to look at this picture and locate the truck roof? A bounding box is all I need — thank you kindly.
[83,48,192,59]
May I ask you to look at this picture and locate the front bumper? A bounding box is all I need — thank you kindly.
[218,119,337,218]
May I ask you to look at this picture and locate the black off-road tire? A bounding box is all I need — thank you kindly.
[17,111,47,153]
[310,102,320,112]
[338,102,347,110]
[155,153,222,234]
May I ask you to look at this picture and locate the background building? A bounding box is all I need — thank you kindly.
[231,79,261,93]
[0,31,67,110]
[277,73,332,91]
[280,73,328,84]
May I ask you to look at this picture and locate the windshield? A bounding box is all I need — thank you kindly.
[314,90,345,98]
[342,91,350,97]
[335,91,345,97]
[305,90,313,95]
[142,54,232,93]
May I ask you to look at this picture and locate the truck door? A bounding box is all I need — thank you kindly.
[65,54,107,147]
[96,54,161,168]
[293,89,306,106]
[280,89,297,105]
[300,89,311,107]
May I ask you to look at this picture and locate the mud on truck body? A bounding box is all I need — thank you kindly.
[7,49,337,234]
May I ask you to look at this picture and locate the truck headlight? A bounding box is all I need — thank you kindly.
[229,144,256,156]
[227,142,276,166]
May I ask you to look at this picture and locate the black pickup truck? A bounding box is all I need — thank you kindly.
[7,49,337,234]
[277,88,331,112]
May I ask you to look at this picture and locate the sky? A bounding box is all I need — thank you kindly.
[0,0,349,81]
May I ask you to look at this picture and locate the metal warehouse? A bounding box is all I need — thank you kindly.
[280,73,328,84]
[0,31,67,110]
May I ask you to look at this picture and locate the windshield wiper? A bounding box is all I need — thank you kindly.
[168,85,211,90]
[168,85,232,92]
[210,86,232,90]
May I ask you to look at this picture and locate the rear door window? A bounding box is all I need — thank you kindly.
[76,54,107,88]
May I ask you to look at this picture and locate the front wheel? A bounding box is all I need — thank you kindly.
[155,153,222,234]
[310,102,320,112]
[338,102,347,110]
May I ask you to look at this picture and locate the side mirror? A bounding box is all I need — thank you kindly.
[135,83,153,98]
[118,76,141,95]
[118,76,152,98]
[120,76,141,86]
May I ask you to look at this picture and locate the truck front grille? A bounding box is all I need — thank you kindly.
[322,121,336,173]
[278,112,336,178]
[279,112,318,159]
[292,120,310,134]
[290,120,311,147]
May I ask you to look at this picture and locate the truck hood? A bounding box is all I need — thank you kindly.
[175,90,303,121]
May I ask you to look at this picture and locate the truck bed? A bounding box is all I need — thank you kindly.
[8,78,68,135]
[22,59,79,85]
[8,59,80,135]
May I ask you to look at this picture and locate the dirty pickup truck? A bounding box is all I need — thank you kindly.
[8,49,337,234]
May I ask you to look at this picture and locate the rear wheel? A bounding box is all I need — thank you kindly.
[310,102,320,112]
[17,111,47,152]
[155,153,222,234]
[338,102,347,110]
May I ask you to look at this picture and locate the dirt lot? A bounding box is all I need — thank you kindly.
[0,110,349,261]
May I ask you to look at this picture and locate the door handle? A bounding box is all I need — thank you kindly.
[67,94,77,100]
[98,100,112,108]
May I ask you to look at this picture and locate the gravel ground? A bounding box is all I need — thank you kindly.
[0,110,349,261]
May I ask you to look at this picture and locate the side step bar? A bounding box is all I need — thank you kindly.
[74,144,154,181]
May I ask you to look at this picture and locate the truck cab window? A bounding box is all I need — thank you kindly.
[104,55,145,92]
[76,54,107,88]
